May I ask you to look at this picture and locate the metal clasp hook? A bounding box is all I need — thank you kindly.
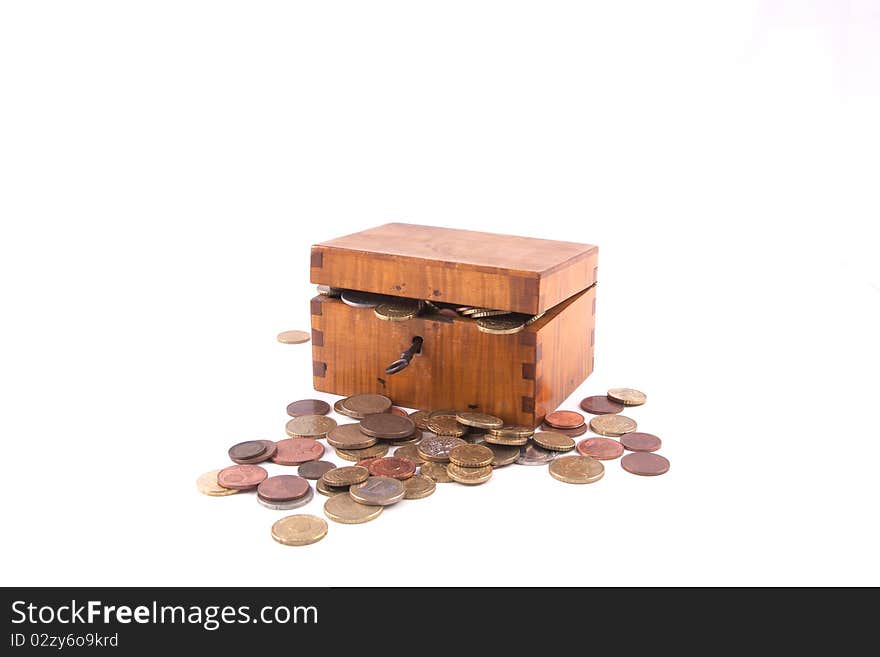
[385,336,423,375]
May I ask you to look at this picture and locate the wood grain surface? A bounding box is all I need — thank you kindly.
[311,285,595,427]
[311,223,597,315]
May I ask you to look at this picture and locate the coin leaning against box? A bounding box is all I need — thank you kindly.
[203,224,669,544]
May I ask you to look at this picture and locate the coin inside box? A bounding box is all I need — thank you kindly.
[309,223,598,427]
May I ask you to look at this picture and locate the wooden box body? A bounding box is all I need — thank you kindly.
[310,224,598,427]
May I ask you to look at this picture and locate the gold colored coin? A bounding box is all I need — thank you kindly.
[335,443,389,462]
[485,425,533,446]
[420,461,454,483]
[322,465,369,488]
[374,299,422,322]
[271,514,328,546]
[455,412,503,429]
[316,478,348,496]
[446,463,493,485]
[448,444,494,468]
[607,388,647,406]
[285,414,337,438]
[589,414,637,437]
[524,311,546,326]
[486,443,519,467]
[532,431,576,452]
[327,423,378,449]
[429,409,459,418]
[548,455,605,484]
[339,394,393,418]
[426,416,468,437]
[409,410,431,430]
[394,444,426,465]
[196,470,239,497]
[403,474,436,499]
[276,330,310,344]
[475,315,527,335]
[323,493,383,524]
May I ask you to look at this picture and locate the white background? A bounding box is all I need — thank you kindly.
[1,2,878,586]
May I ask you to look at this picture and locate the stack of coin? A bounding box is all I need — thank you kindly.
[318,465,368,496]
[257,475,314,510]
[542,410,587,437]
[335,393,393,419]
[446,444,494,485]
[358,413,419,445]
[227,440,277,464]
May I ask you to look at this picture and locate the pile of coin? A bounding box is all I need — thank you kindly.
[319,285,544,334]
[197,386,669,546]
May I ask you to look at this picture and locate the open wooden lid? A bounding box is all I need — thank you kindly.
[311,223,597,315]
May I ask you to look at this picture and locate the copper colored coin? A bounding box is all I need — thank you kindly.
[540,422,587,438]
[217,464,268,490]
[620,432,662,452]
[335,443,389,462]
[257,475,310,502]
[621,452,669,476]
[272,438,325,465]
[297,460,337,480]
[227,440,267,462]
[579,395,625,415]
[327,423,378,450]
[359,413,416,439]
[322,465,370,488]
[576,437,624,460]
[544,410,586,430]
[368,457,417,480]
[590,414,637,437]
[390,406,408,417]
[286,399,331,418]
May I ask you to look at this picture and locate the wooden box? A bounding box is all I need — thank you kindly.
[309,223,598,427]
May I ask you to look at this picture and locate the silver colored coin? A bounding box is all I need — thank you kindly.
[417,435,467,462]
[349,476,406,506]
[516,442,558,465]
[316,285,342,297]
[340,290,392,308]
[257,486,315,510]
